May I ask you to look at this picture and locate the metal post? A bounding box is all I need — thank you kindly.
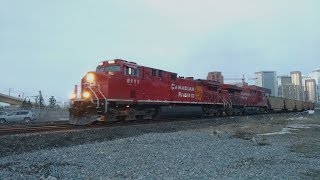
[39,91,42,120]
[74,85,78,99]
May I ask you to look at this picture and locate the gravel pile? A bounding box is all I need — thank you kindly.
[0,113,319,179]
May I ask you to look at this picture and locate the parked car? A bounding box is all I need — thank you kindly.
[0,110,37,123]
[0,111,7,116]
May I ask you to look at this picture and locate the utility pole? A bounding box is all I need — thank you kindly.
[39,91,42,120]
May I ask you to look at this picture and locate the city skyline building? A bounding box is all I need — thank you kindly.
[309,68,320,103]
[305,79,317,103]
[207,72,224,84]
[290,71,304,101]
[302,75,309,101]
[291,71,303,86]
[255,71,277,96]
[277,75,295,99]
[277,75,292,86]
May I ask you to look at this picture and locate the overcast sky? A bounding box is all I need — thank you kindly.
[1,0,319,102]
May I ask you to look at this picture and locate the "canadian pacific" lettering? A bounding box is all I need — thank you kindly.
[171,84,195,99]
[171,84,195,92]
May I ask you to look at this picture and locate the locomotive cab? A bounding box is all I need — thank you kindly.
[96,60,122,74]
[70,59,143,124]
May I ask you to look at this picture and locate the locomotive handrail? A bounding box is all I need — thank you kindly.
[218,95,232,109]
[88,85,99,107]
[98,85,108,113]
[97,85,107,102]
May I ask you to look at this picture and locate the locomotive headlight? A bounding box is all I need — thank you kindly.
[107,60,115,64]
[86,73,95,83]
[82,91,91,99]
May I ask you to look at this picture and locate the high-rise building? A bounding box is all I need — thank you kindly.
[207,72,224,83]
[305,79,317,102]
[302,75,309,101]
[309,68,320,103]
[290,71,304,101]
[255,71,277,96]
[291,71,302,86]
[277,76,295,99]
[283,84,298,100]
[278,75,292,86]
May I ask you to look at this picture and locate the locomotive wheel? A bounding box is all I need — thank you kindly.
[24,117,31,123]
[225,110,233,116]
[0,118,6,124]
[116,116,126,122]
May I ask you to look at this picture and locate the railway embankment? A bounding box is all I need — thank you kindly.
[0,112,319,179]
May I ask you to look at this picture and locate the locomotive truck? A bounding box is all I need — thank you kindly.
[69,59,315,125]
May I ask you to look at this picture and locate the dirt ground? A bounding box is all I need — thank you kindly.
[196,112,320,179]
[200,112,319,140]
[0,112,319,179]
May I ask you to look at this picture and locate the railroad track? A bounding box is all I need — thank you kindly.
[0,112,301,136]
[0,119,148,136]
[0,123,77,136]
[0,117,207,136]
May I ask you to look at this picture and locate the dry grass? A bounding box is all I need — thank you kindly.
[300,169,320,179]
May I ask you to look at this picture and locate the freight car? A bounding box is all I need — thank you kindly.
[284,98,296,111]
[69,59,315,125]
[267,96,310,112]
[267,96,285,112]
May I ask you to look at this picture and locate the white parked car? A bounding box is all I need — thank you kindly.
[0,111,7,116]
[0,110,37,123]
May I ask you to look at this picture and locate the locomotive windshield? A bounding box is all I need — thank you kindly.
[96,65,121,72]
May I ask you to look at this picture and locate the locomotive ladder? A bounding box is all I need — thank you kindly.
[97,85,108,113]
[219,95,232,110]
[88,84,108,113]
[87,85,99,105]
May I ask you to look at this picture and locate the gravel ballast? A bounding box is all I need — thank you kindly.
[0,113,319,179]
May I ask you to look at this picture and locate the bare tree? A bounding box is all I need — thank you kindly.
[49,96,57,110]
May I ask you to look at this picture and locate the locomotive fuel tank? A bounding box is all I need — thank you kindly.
[158,106,202,118]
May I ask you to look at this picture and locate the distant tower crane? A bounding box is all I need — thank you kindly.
[224,74,257,86]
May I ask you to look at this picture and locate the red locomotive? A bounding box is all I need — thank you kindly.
[69,59,314,125]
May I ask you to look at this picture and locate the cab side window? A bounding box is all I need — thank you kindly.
[125,66,140,77]
[125,66,132,75]
[152,69,157,76]
[133,68,139,76]
[171,73,177,80]
[151,69,163,78]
